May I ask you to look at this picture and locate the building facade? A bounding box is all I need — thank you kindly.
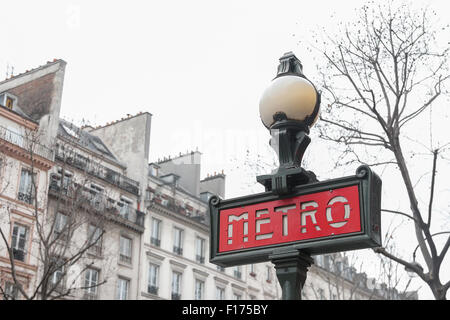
[0,60,63,299]
[89,116,282,300]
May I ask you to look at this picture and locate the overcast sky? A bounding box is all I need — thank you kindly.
[2,0,449,299]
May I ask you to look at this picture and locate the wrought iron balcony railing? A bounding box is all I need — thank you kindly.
[148,285,158,295]
[0,125,54,160]
[173,246,183,256]
[119,254,132,264]
[54,149,140,196]
[49,174,145,230]
[12,248,26,262]
[196,255,205,264]
[150,237,161,247]
[17,191,33,205]
[171,293,181,300]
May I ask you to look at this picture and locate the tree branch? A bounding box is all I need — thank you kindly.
[373,247,428,283]
[427,149,438,227]
[381,209,421,225]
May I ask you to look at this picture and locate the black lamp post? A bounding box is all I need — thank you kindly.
[208,52,381,299]
[258,52,321,300]
[257,52,321,195]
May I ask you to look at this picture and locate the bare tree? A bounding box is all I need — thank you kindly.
[312,0,450,299]
[0,129,109,300]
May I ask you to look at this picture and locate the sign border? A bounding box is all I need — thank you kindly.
[209,165,382,267]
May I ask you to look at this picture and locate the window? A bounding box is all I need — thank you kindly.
[148,263,159,295]
[91,140,110,155]
[116,277,129,300]
[53,212,68,240]
[233,266,242,279]
[216,287,225,300]
[318,288,325,300]
[4,282,19,300]
[49,257,65,290]
[62,124,80,139]
[173,227,183,255]
[11,223,29,262]
[118,198,131,219]
[150,218,161,247]
[56,168,72,194]
[195,237,205,264]
[145,189,153,201]
[336,261,343,274]
[88,225,103,256]
[18,168,35,205]
[89,184,104,208]
[6,96,14,109]
[233,292,242,300]
[84,268,99,299]
[315,255,324,268]
[324,255,332,270]
[171,271,182,300]
[249,264,256,276]
[266,266,272,283]
[119,236,132,264]
[74,154,89,170]
[194,279,204,300]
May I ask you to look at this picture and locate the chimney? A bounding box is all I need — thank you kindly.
[200,171,226,199]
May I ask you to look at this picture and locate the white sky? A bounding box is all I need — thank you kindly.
[2,0,449,299]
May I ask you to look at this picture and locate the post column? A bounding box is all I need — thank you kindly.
[269,250,313,300]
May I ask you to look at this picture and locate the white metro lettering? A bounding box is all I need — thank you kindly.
[227,213,248,244]
[326,196,350,228]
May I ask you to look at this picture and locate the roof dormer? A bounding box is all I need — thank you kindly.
[0,92,18,110]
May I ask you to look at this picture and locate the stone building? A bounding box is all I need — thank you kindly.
[89,115,281,300]
[304,253,418,300]
[50,119,145,299]
[0,60,146,299]
[0,60,64,299]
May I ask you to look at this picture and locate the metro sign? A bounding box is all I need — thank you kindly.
[209,165,382,267]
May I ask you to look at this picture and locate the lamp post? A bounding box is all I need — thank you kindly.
[208,52,381,301]
[257,51,321,195]
[258,52,321,300]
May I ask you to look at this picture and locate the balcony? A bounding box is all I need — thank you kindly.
[150,237,161,247]
[0,125,54,160]
[171,293,181,300]
[49,174,145,232]
[12,248,26,262]
[149,193,208,225]
[88,244,102,257]
[148,285,158,295]
[173,246,183,256]
[196,255,205,264]
[119,254,132,264]
[54,149,140,196]
[17,191,33,205]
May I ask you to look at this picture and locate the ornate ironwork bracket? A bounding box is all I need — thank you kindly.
[257,115,318,195]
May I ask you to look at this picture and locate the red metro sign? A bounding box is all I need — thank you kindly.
[219,185,360,253]
[209,166,382,267]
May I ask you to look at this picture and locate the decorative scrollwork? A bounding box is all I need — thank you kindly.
[356,165,370,178]
[209,195,220,207]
